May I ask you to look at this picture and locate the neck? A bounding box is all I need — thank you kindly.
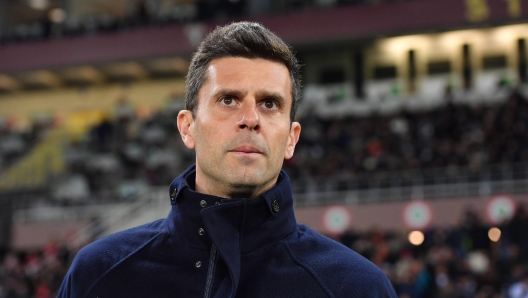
[195,178,276,199]
[194,172,277,199]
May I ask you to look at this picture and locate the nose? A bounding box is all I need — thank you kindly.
[236,101,260,131]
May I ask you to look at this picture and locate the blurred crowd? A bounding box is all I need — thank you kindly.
[0,114,55,175]
[1,203,527,297]
[339,205,528,298]
[50,88,528,203]
[284,91,528,179]
[0,241,70,298]
[0,84,526,203]
[54,94,194,203]
[2,0,416,44]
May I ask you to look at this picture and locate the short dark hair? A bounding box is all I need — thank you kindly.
[185,22,301,122]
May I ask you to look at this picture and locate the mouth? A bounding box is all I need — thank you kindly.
[229,145,263,156]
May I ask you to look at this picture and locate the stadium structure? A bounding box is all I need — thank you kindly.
[1,0,528,297]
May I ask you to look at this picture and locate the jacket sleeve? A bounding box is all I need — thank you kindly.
[56,244,107,298]
[363,267,398,298]
[56,252,95,298]
[57,269,73,298]
[286,226,398,298]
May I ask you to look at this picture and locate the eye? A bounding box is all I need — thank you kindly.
[220,96,236,107]
[262,99,278,110]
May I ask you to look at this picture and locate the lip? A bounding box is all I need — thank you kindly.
[229,145,263,155]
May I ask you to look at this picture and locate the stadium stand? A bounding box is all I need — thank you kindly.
[26,86,525,207]
[2,0,528,297]
[1,0,426,45]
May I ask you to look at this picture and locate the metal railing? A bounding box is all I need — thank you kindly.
[291,162,528,206]
[293,179,528,207]
[11,162,528,246]
[14,163,528,221]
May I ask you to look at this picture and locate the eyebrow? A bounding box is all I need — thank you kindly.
[255,90,287,105]
[211,88,287,104]
[212,88,245,99]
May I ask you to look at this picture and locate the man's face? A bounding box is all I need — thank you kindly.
[178,57,301,198]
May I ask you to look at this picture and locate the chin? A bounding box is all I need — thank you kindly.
[226,171,265,185]
[229,174,262,188]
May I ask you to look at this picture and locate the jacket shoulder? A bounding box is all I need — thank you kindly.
[57,219,168,298]
[285,225,397,298]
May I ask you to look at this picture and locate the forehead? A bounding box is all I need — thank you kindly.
[199,57,292,98]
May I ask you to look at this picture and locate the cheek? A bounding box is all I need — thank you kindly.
[192,124,208,152]
[195,123,226,154]
[194,120,214,140]
[271,130,292,157]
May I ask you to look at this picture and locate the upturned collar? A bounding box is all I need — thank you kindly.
[166,164,298,254]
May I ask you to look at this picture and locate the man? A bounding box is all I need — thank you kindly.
[58,22,397,297]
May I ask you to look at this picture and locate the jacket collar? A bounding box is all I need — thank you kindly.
[165,165,298,296]
[166,164,298,254]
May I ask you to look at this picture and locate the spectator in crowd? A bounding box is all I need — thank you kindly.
[509,272,528,298]
[0,241,70,298]
[284,91,528,181]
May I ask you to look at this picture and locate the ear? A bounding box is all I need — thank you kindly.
[284,122,301,159]
[177,110,195,149]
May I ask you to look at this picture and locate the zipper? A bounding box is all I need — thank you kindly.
[203,244,218,298]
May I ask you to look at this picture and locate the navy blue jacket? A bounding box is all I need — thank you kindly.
[58,165,397,297]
